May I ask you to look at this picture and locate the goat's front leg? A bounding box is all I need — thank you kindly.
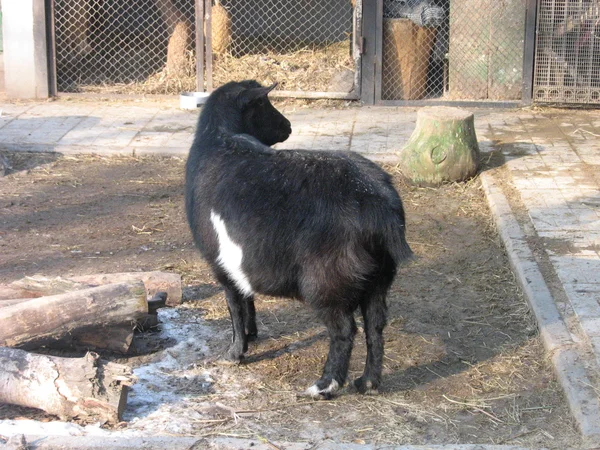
[305,308,356,399]
[221,286,248,364]
[245,295,258,341]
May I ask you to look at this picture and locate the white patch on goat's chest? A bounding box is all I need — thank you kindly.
[210,210,254,297]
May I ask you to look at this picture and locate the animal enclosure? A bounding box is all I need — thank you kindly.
[51,0,534,102]
[533,0,600,105]
[0,152,582,447]
[51,0,358,96]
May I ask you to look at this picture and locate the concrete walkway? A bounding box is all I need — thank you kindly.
[1,98,600,447]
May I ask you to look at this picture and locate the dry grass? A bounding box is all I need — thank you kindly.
[212,40,354,92]
[75,41,354,95]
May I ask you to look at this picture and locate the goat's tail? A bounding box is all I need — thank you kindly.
[379,210,414,265]
[384,221,414,266]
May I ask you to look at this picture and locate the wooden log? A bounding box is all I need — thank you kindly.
[0,277,90,300]
[70,271,183,306]
[0,273,175,352]
[0,347,136,423]
[0,282,147,348]
[0,271,182,306]
[399,106,480,186]
[382,18,437,100]
[0,297,135,353]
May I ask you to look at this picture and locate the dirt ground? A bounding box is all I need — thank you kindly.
[0,152,583,448]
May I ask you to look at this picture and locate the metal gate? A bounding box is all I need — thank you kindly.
[372,0,533,105]
[533,0,600,105]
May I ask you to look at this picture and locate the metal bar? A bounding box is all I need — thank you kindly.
[270,91,360,100]
[56,92,181,102]
[204,0,213,92]
[521,0,539,104]
[45,0,58,97]
[374,0,383,104]
[360,0,378,104]
[377,99,522,108]
[195,0,205,92]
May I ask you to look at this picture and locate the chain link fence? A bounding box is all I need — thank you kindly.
[534,0,600,105]
[54,0,197,94]
[381,0,526,101]
[53,0,535,101]
[209,0,356,95]
[53,0,356,96]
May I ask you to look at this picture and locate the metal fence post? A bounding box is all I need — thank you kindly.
[521,0,538,105]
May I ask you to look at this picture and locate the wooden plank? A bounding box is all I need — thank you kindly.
[360,0,378,104]
[195,0,205,92]
[204,0,213,91]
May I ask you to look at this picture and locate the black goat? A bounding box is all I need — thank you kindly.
[185,80,412,398]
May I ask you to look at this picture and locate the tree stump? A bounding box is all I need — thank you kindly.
[399,106,480,185]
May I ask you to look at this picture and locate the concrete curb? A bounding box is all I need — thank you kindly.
[480,171,600,448]
[1,435,547,450]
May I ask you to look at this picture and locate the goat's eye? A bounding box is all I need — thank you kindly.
[256,98,265,107]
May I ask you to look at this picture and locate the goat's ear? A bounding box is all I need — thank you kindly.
[238,83,278,106]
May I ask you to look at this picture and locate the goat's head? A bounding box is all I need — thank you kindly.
[206,80,292,146]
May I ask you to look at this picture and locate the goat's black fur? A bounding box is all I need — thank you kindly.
[185,80,412,398]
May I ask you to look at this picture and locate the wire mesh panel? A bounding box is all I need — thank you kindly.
[54,0,198,94]
[534,0,600,104]
[380,0,526,102]
[208,0,358,95]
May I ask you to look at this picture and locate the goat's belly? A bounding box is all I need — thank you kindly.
[210,210,299,298]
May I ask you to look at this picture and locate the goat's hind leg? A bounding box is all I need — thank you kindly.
[305,308,357,400]
[354,288,388,395]
[220,286,249,364]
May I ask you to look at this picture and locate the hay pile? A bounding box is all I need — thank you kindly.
[76,40,354,95]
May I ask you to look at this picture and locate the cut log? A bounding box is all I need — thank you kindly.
[0,273,176,352]
[63,323,136,354]
[0,281,147,348]
[71,271,183,306]
[399,106,480,185]
[0,277,90,300]
[1,271,182,306]
[0,296,136,353]
[0,347,136,423]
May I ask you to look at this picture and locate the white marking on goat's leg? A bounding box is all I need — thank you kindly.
[210,210,254,297]
[305,379,340,398]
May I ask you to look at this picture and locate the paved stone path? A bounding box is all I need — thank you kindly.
[1,98,599,447]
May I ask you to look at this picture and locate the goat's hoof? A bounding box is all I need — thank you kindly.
[246,332,258,342]
[216,347,244,366]
[299,379,340,400]
[353,377,380,395]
